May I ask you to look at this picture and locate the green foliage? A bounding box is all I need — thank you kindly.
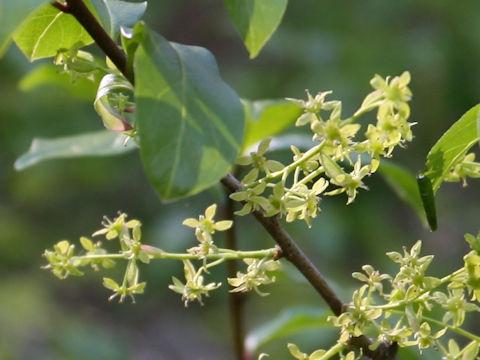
[245,307,330,354]
[378,160,426,227]
[134,23,244,200]
[224,0,288,59]
[242,99,302,151]
[425,104,480,193]
[13,3,93,60]
[417,104,480,230]
[14,130,135,170]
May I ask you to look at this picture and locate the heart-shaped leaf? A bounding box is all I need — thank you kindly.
[224,0,288,59]
[134,24,244,200]
[13,2,94,60]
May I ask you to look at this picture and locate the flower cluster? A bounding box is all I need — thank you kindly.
[231,73,413,227]
[325,236,480,359]
[44,212,150,303]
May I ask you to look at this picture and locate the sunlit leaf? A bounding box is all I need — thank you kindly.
[241,99,302,151]
[378,160,427,227]
[134,24,244,200]
[245,307,329,353]
[224,0,288,59]
[15,130,135,170]
[0,0,48,56]
[425,104,480,193]
[89,0,147,39]
[13,2,93,60]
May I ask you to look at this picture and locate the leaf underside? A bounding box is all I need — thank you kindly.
[15,130,135,170]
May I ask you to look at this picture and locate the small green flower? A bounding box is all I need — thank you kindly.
[288,90,339,116]
[228,258,280,296]
[183,204,232,240]
[285,178,328,227]
[92,212,140,241]
[169,260,221,306]
[237,138,284,176]
[43,240,84,279]
[103,276,146,304]
[327,157,371,204]
[230,182,271,216]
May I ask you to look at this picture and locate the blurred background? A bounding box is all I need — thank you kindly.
[1,0,480,359]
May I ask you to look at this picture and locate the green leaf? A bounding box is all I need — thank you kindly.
[245,307,329,353]
[417,174,437,231]
[224,0,288,59]
[134,24,244,200]
[378,160,427,227]
[13,3,93,60]
[425,104,480,193]
[89,0,147,39]
[0,0,48,56]
[19,63,98,100]
[94,73,134,131]
[15,130,136,170]
[241,99,302,151]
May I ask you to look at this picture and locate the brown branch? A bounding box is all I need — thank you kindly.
[223,192,247,360]
[53,0,133,83]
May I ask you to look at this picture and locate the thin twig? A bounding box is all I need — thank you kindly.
[52,1,70,13]
[224,192,247,360]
